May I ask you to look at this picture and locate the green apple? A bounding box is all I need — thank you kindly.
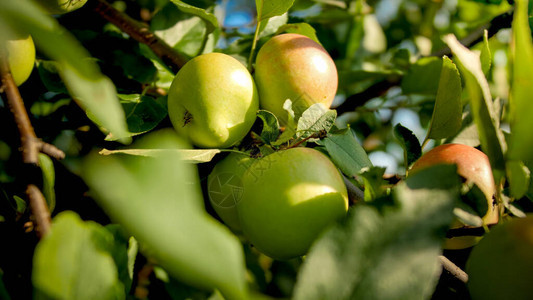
[40,0,88,14]
[4,34,35,86]
[237,147,349,260]
[254,33,338,125]
[207,152,255,231]
[168,53,259,148]
[466,214,533,300]
[410,143,499,249]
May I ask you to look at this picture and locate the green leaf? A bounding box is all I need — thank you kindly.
[0,269,11,300]
[99,148,222,164]
[32,211,124,300]
[38,154,55,213]
[324,128,373,178]
[82,130,248,300]
[151,3,217,59]
[443,34,506,179]
[480,30,492,76]
[12,196,27,215]
[401,57,443,95]
[257,110,280,145]
[275,23,321,44]
[258,14,288,39]
[255,0,296,21]
[506,160,531,199]
[426,56,462,140]
[105,225,138,294]
[37,60,68,93]
[0,0,130,143]
[394,124,422,167]
[296,104,336,139]
[169,0,219,34]
[30,98,71,117]
[293,165,459,300]
[508,0,533,161]
[105,94,167,140]
[359,166,386,202]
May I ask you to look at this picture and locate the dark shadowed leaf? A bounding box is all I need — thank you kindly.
[359,166,386,202]
[0,0,130,143]
[394,124,422,167]
[257,110,280,145]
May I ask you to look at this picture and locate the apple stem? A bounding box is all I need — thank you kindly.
[247,19,262,73]
[0,49,66,238]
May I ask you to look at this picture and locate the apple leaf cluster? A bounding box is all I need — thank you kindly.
[0,0,533,299]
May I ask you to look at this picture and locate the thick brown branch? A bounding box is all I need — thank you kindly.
[439,255,468,284]
[0,50,39,165]
[89,0,188,73]
[0,49,63,238]
[27,184,51,238]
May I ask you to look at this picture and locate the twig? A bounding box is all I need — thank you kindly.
[431,10,513,58]
[0,48,64,238]
[343,175,364,204]
[439,255,468,284]
[27,184,51,238]
[335,11,514,114]
[89,0,188,74]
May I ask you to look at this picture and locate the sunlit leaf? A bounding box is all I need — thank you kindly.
[255,0,296,21]
[443,34,506,179]
[426,56,462,140]
[275,23,321,44]
[401,57,442,95]
[294,165,459,300]
[38,153,55,213]
[324,127,373,178]
[99,148,222,164]
[33,211,125,300]
[296,104,336,139]
[83,131,247,299]
[508,0,533,161]
[170,0,219,34]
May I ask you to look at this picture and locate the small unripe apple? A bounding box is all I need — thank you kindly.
[207,152,255,231]
[254,33,338,124]
[466,214,533,300]
[4,34,35,86]
[40,0,88,14]
[410,143,499,249]
[168,53,259,148]
[237,147,349,260]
